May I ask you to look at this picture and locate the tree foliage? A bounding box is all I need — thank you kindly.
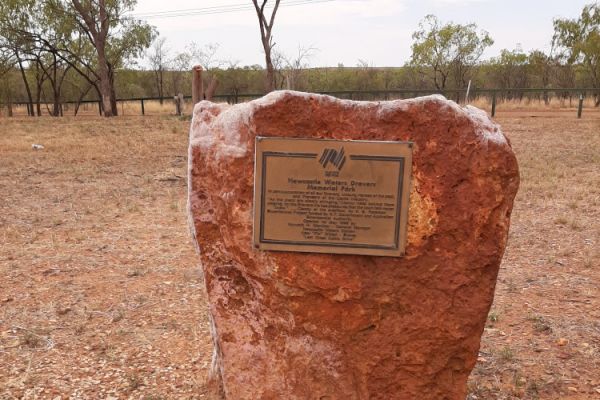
[410,15,493,90]
[553,2,600,101]
[2,6,599,114]
[490,48,529,90]
[0,0,155,116]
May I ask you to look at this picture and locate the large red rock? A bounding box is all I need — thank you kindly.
[187,91,519,399]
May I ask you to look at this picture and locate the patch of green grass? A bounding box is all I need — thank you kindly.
[488,311,500,323]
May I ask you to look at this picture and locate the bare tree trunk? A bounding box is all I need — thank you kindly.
[52,86,61,117]
[35,63,44,116]
[264,49,275,92]
[72,0,116,117]
[252,0,281,93]
[16,54,34,116]
[156,67,164,104]
[51,55,60,116]
[110,72,118,116]
[74,84,95,116]
[97,55,113,117]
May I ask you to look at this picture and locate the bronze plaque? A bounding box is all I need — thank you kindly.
[253,137,412,257]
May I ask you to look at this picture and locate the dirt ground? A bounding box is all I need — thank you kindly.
[0,106,598,399]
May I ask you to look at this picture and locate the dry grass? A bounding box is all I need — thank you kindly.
[3,99,193,118]
[470,96,596,111]
[0,115,210,399]
[0,106,599,399]
[467,109,600,400]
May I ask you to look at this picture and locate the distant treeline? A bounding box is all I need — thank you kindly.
[0,60,589,106]
[1,2,598,115]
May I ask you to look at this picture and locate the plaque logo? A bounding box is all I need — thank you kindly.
[319,147,346,170]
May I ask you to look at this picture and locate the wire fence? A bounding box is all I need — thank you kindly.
[7,87,599,118]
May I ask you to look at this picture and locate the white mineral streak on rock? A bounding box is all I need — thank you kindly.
[464,105,507,145]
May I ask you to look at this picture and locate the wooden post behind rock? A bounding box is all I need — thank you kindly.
[174,95,181,116]
[192,65,204,106]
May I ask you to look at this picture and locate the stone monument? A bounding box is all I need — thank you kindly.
[187,91,519,399]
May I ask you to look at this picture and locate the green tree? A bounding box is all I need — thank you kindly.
[0,0,38,115]
[65,0,155,116]
[1,0,155,116]
[490,48,529,92]
[410,15,493,91]
[526,50,554,104]
[528,50,552,88]
[553,3,600,104]
[0,47,14,116]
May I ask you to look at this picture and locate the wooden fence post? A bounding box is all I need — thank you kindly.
[174,94,184,116]
[192,65,204,106]
[491,92,497,117]
[174,96,180,116]
[141,99,145,115]
[577,94,583,119]
[98,101,102,116]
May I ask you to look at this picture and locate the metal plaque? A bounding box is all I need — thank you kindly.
[253,137,413,257]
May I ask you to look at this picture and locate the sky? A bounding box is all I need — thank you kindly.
[130,0,592,68]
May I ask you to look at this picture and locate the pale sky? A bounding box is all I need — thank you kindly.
[131,0,591,67]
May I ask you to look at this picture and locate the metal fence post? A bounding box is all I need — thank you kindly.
[98,101,102,116]
[577,94,584,119]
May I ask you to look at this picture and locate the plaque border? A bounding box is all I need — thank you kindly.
[253,137,413,257]
[259,152,405,251]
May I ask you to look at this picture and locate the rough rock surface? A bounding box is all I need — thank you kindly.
[187,91,519,400]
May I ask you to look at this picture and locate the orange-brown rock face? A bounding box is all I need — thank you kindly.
[187,91,519,400]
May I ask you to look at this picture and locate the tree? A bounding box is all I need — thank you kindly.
[356,59,377,91]
[410,15,493,91]
[528,50,553,104]
[0,0,38,115]
[1,0,155,117]
[490,48,529,95]
[553,3,600,105]
[0,47,14,116]
[67,0,155,116]
[148,37,168,103]
[251,0,281,92]
[528,50,552,87]
[275,45,315,90]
